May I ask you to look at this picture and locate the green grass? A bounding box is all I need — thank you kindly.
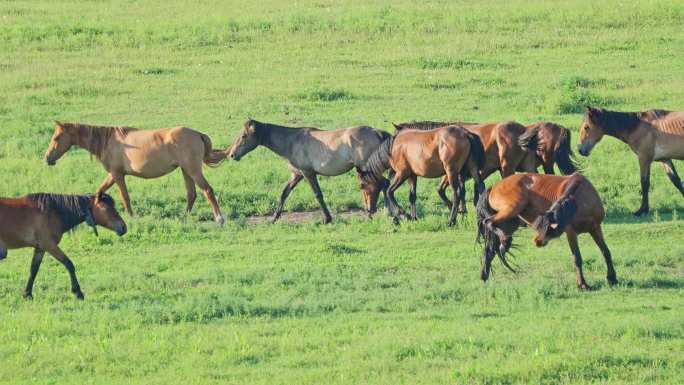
[0,1,683,384]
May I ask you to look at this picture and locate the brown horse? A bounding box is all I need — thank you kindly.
[578,107,684,216]
[518,121,580,175]
[362,125,485,225]
[228,119,391,223]
[476,173,617,290]
[0,192,126,299]
[44,122,228,223]
[393,120,536,211]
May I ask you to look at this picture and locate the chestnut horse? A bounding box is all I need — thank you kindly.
[44,122,228,223]
[577,107,684,216]
[393,120,535,211]
[362,125,485,225]
[228,119,391,223]
[476,173,617,290]
[0,192,126,299]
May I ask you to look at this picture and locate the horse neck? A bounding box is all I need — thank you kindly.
[72,125,112,159]
[256,123,299,157]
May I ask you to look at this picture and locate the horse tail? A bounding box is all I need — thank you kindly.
[199,133,228,167]
[532,173,583,240]
[465,132,485,172]
[554,128,581,175]
[476,188,516,273]
[362,135,394,182]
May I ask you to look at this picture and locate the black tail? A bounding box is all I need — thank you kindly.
[554,129,580,175]
[466,132,485,172]
[476,188,516,273]
[362,135,394,182]
[531,173,582,240]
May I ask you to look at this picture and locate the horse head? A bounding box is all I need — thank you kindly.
[89,192,127,236]
[45,121,77,166]
[577,107,606,156]
[228,119,260,161]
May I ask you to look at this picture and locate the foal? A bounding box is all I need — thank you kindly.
[0,192,126,299]
[44,122,228,223]
[477,173,617,290]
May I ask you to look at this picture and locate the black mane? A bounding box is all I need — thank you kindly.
[587,108,640,136]
[250,119,317,146]
[27,193,114,232]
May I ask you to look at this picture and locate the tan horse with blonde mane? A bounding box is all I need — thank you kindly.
[578,107,684,216]
[44,122,228,223]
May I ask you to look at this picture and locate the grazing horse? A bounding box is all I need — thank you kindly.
[393,120,535,211]
[44,122,228,223]
[0,192,126,299]
[518,121,579,175]
[577,107,684,216]
[227,119,391,223]
[476,173,617,290]
[362,125,485,225]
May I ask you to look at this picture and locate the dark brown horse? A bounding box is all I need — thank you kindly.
[578,107,684,216]
[393,120,536,211]
[0,192,126,299]
[362,125,485,225]
[518,121,579,175]
[476,173,617,290]
[44,122,228,223]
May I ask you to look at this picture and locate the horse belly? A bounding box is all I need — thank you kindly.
[654,138,684,160]
[314,157,353,176]
[123,148,178,178]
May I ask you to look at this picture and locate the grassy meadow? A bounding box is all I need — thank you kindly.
[0,1,683,384]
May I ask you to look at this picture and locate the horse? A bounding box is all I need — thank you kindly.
[392,120,535,211]
[362,125,485,226]
[0,192,126,299]
[577,106,684,216]
[518,121,580,175]
[476,173,617,290]
[44,121,228,224]
[227,119,392,223]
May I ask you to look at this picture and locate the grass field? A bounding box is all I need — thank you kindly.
[1,1,683,384]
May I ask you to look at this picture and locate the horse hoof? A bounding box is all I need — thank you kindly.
[392,217,401,225]
[633,208,649,217]
[323,217,332,224]
[215,214,225,225]
[23,292,33,300]
[608,278,618,286]
[578,283,592,291]
[74,291,85,300]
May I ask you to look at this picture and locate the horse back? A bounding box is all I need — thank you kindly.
[0,197,54,249]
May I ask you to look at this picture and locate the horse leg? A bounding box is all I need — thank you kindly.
[407,175,418,220]
[273,172,303,223]
[23,248,44,299]
[589,226,618,286]
[661,160,684,196]
[45,245,84,299]
[186,170,224,224]
[566,230,590,290]
[96,173,116,202]
[304,173,332,224]
[467,156,485,207]
[0,240,6,260]
[457,175,467,214]
[387,169,410,221]
[437,176,452,210]
[634,156,652,216]
[445,169,463,226]
[112,174,134,216]
[181,169,198,214]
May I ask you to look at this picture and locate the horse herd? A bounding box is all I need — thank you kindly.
[1,106,683,299]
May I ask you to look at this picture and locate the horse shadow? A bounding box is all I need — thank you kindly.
[603,208,684,224]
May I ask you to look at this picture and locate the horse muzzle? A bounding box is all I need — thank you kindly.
[0,247,7,260]
[577,143,591,157]
[115,223,127,236]
[45,157,56,166]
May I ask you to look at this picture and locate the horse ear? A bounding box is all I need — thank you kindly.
[94,191,103,204]
[585,106,594,115]
[54,120,63,127]
[392,122,400,130]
